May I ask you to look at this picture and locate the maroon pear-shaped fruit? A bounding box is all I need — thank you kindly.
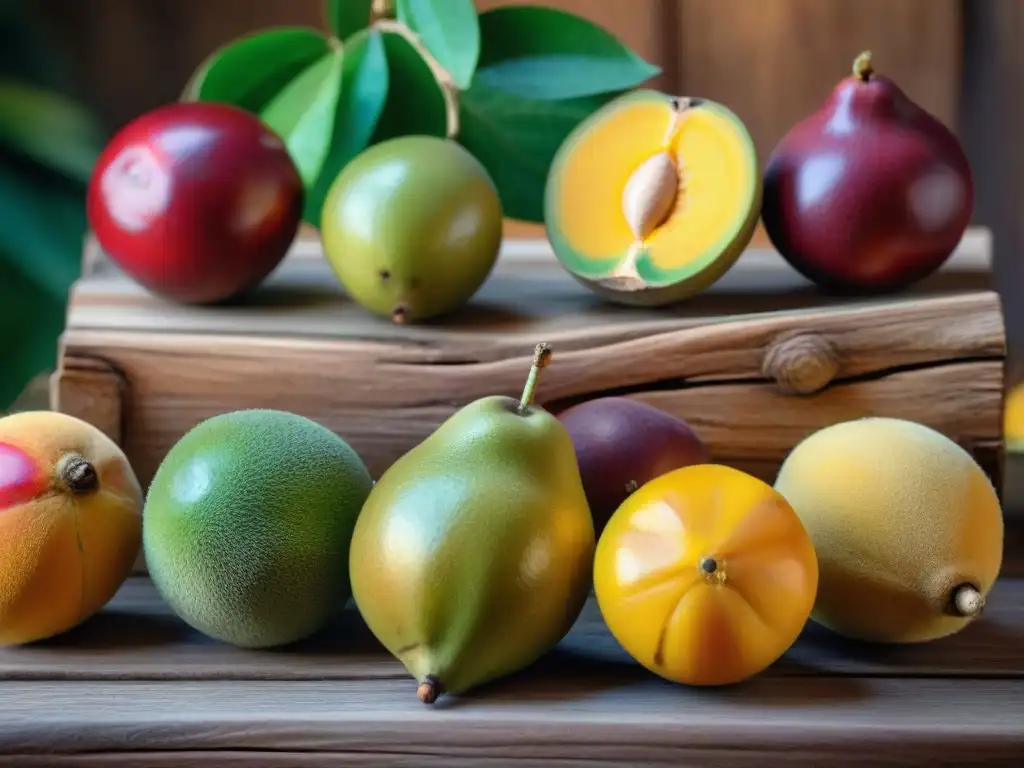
[557,397,709,535]
[87,102,304,305]
[761,51,973,294]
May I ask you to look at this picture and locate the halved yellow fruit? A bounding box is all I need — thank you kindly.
[544,90,761,307]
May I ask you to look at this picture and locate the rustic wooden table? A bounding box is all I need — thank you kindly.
[0,575,1021,767]
[15,226,1020,765]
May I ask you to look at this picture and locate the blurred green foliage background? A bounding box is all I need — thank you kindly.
[1,1,107,411]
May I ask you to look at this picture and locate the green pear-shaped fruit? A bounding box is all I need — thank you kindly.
[349,343,595,703]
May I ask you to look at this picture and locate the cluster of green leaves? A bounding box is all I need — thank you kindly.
[183,0,660,226]
[0,3,106,410]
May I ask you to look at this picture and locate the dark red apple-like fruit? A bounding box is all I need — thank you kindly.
[87,102,303,304]
[558,397,709,535]
[761,51,973,294]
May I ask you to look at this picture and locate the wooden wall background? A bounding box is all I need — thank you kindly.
[35,0,1023,378]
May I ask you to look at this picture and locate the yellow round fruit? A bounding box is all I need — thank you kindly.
[594,464,818,686]
[774,417,1004,644]
[1004,382,1024,452]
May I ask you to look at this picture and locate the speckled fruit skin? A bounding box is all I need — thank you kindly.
[320,135,504,324]
[87,102,304,305]
[774,417,1003,644]
[761,54,973,294]
[0,411,143,646]
[557,397,709,535]
[142,409,373,649]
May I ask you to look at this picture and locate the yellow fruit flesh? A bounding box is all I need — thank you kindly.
[546,91,758,289]
[774,417,1004,643]
[594,464,818,686]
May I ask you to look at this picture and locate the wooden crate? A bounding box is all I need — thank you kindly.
[53,227,1005,497]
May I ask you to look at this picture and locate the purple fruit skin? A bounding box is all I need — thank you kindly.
[557,397,709,535]
[760,65,973,295]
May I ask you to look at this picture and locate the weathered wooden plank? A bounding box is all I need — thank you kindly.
[0,677,1021,766]
[53,349,1004,492]
[55,232,1008,576]
[1,578,1021,682]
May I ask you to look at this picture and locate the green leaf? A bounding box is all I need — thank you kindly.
[183,27,331,113]
[458,83,615,222]
[370,29,448,143]
[0,152,87,409]
[0,78,104,183]
[395,0,479,90]
[0,261,66,410]
[0,153,84,298]
[260,47,345,189]
[325,0,375,41]
[305,29,389,225]
[474,6,660,100]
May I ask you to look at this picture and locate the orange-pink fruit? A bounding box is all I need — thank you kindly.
[0,411,143,645]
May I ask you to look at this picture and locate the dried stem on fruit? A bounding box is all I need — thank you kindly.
[371,0,396,21]
[950,583,985,618]
[518,342,553,414]
[853,51,874,82]
[59,454,99,494]
[374,19,460,139]
[417,674,442,704]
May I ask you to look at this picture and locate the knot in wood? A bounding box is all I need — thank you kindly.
[762,333,839,395]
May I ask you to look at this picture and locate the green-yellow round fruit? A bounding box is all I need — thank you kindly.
[774,417,1004,644]
[321,135,503,324]
[142,409,373,648]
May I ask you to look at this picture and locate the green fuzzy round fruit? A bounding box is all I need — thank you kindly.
[320,135,503,324]
[142,409,373,648]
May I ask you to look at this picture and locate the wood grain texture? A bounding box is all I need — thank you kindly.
[1,678,1023,767]
[49,354,126,444]
[56,234,1004,502]
[960,1,1024,383]
[674,0,962,163]
[2,577,1022,682]
[0,577,1021,765]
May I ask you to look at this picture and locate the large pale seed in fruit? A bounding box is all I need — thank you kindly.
[621,151,679,241]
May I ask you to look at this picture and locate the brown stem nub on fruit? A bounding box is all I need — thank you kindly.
[853,51,874,82]
[950,583,985,618]
[60,455,99,494]
[391,305,408,324]
[417,675,442,705]
[517,342,553,415]
[371,0,395,20]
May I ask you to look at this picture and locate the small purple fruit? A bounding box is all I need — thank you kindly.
[558,397,709,535]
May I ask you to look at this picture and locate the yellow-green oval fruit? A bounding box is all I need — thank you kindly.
[321,135,504,324]
[143,409,374,649]
[774,417,1004,644]
[348,344,595,704]
[544,89,761,307]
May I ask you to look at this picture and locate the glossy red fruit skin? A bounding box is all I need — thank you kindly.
[557,397,709,536]
[761,59,974,294]
[87,102,303,305]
